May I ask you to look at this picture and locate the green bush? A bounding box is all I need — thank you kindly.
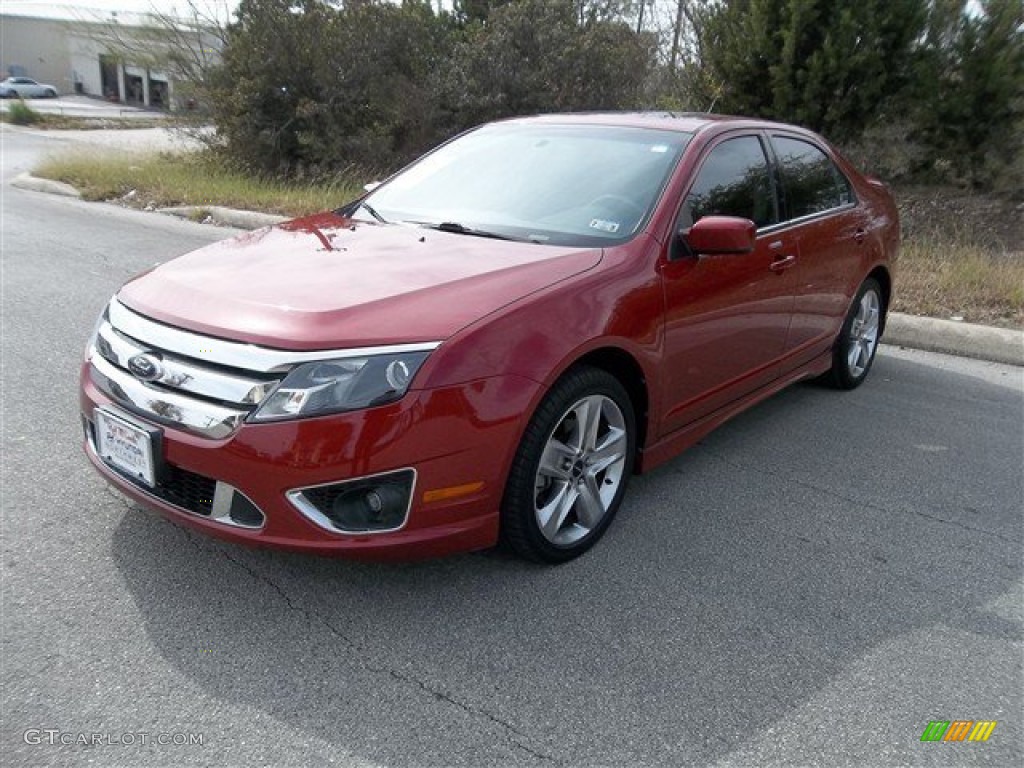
[450,0,654,125]
[910,0,1024,194]
[7,99,42,126]
[203,0,1021,197]
[207,0,654,177]
[700,0,927,142]
[208,0,456,176]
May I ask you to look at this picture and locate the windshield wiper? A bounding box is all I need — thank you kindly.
[357,201,387,223]
[417,221,530,242]
[336,199,388,223]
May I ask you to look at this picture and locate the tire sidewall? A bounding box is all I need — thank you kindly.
[834,278,883,389]
[501,367,636,563]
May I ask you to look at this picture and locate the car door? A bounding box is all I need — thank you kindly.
[658,133,799,435]
[13,78,36,97]
[768,133,868,370]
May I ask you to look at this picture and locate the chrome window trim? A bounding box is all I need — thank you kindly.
[286,468,417,536]
[756,201,859,236]
[90,353,248,439]
[109,299,441,373]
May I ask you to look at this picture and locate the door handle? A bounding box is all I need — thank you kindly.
[854,227,867,244]
[769,254,797,273]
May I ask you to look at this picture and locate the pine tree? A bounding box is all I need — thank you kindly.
[702,0,927,140]
[914,0,1024,190]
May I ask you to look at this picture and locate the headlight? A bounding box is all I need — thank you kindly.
[250,350,432,422]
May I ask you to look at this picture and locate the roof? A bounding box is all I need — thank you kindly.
[504,111,820,139]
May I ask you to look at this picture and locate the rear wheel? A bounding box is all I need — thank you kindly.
[825,277,883,389]
[500,366,635,563]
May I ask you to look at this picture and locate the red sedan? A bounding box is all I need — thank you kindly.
[80,113,897,562]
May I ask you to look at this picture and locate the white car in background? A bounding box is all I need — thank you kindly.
[0,77,58,98]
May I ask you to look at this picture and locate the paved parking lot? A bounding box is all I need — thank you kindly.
[0,93,168,119]
[2,127,1021,767]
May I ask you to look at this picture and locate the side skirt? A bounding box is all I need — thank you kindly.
[637,348,833,474]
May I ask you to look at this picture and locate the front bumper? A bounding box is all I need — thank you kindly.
[80,364,538,560]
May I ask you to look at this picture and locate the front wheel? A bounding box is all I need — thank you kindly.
[825,277,884,390]
[500,366,635,563]
[45,89,57,98]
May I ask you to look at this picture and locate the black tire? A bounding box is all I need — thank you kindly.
[45,89,57,98]
[500,365,636,563]
[825,277,884,390]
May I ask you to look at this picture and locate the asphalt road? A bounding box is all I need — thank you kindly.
[2,127,1022,768]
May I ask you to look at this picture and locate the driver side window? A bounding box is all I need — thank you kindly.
[678,136,777,231]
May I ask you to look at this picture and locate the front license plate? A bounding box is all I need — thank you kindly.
[94,408,157,487]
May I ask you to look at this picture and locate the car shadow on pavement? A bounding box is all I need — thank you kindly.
[109,354,1023,766]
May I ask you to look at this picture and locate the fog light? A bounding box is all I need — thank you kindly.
[288,469,414,534]
[329,483,407,531]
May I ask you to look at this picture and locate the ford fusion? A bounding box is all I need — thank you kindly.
[81,113,897,563]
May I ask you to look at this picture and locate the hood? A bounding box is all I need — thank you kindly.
[117,212,602,350]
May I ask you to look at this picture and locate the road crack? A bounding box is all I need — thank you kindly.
[101,485,136,513]
[207,544,561,764]
[379,665,562,764]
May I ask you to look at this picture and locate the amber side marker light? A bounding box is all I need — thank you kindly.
[423,482,485,504]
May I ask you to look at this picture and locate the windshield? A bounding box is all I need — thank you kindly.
[360,123,692,247]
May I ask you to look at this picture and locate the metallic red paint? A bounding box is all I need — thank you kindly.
[686,216,757,254]
[80,113,896,559]
[117,212,602,350]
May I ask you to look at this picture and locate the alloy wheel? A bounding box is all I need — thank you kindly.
[847,288,880,379]
[533,394,628,547]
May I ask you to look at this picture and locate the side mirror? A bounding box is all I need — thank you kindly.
[363,181,381,193]
[682,215,756,256]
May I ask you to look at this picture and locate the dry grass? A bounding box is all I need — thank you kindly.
[892,184,1023,327]
[1,110,168,130]
[33,150,361,218]
[893,237,1024,327]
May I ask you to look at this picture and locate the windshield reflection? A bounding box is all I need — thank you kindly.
[363,123,692,247]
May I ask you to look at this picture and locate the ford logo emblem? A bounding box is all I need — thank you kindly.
[127,353,163,382]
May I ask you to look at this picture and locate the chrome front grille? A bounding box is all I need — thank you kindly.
[87,299,441,439]
[88,300,284,439]
[95,322,276,405]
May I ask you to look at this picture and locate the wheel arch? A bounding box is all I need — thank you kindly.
[559,345,651,472]
[865,265,892,335]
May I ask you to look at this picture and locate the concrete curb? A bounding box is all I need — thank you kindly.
[159,205,288,230]
[10,173,1023,367]
[10,172,81,198]
[883,313,1023,367]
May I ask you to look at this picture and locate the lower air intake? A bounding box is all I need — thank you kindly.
[288,469,415,534]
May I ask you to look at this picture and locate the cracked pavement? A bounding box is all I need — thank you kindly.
[3,127,1022,767]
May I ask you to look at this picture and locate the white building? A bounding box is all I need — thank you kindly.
[0,3,220,110]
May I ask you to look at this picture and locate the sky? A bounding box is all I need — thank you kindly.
[3,0,238,22]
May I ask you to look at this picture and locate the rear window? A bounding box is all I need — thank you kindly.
[772,136,853,220]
